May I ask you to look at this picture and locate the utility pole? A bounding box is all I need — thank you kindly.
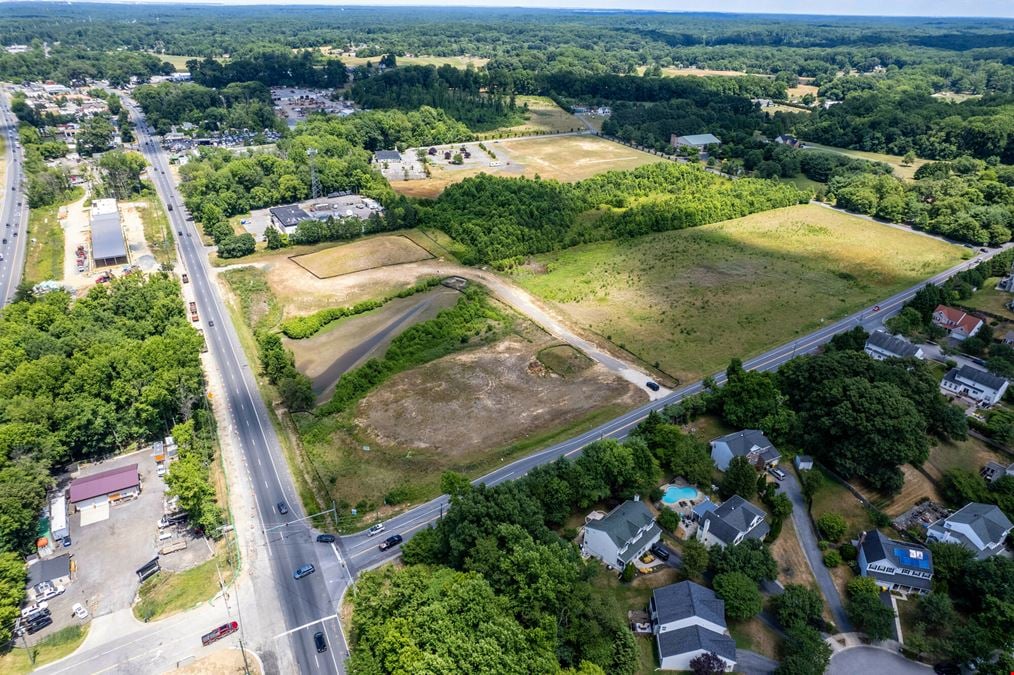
[307,148,321,200]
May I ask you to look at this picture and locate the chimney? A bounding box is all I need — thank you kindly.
[633,494,640,502]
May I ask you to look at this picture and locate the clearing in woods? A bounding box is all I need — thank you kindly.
[514,204,966,384]
[289,234,434,278]
[391,135,665,199]
[800,141,929,181]
[481,96,584,136]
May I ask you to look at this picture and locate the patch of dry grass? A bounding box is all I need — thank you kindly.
[290,235,433,278]
[481,96,583,136]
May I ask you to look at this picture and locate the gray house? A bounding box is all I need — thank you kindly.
[857,530,933,594]
[710,429,780,471]
[982,460,1014,483]
[696,495,769,549]
[651,581,736,672]
[670,133,721,151]
[940,365,1009,406]
[926,503,1013,559]
[583,499,661,569]
[864,331,924,361]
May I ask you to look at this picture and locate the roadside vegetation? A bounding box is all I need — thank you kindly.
[134,542,236,621]
[0,625,89,675]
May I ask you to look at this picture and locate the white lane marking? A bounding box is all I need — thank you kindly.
[271,615,331,639]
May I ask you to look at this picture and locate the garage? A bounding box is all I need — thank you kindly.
[69,464,140,526]
[78,498,110,526]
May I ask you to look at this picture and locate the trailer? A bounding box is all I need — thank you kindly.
[189,301,198,322]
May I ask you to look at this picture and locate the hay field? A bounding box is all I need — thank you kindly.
[514,204,965,383]
[331,52,487,69]
[290,235,433,278]
[482,96,583,136]
[636,66,753,78]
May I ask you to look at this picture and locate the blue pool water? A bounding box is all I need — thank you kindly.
[662,485,699,505]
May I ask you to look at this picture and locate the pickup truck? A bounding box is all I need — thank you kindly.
[202,621,239,646]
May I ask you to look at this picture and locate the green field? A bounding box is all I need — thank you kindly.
[514,204,965,383]
[23,188,84,284]
[962,277,1014,317]
[134,545,235,621]
[139,195,176,266]
[0,625,88,675]
[799,141,928,180]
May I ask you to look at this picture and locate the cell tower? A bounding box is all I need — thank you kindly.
[307,148,321,200]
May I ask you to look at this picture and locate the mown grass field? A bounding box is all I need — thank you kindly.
[480,96,583,137]
[635,65,752,78]
[139,195,176,266]
[333,53,488,69]
[800,141,928,180]
[134,542,235,621]
[962,277,1014,317]
[514,204,965,383]
[290,235,433,278]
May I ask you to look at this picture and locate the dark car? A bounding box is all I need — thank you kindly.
[314,631,327,653]
[201,621,239,646]
[167,204,173,211]
[277,501,289,515]
[650,542,670,561]
[316,534,336,544]
[379,534,403,551]
[293,564,315,579]
[61,535,71,547]
[24,614,53,635]
[645,381,660,392]
[933,663,960,675]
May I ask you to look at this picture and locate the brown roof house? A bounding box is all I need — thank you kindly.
[69,464,140,525]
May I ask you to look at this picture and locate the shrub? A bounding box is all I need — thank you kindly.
[823,550,842,567]
[816,513,847,542]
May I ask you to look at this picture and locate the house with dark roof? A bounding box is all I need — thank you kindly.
[650,581,736,672]
[269,205,312,233]
[926,503,1013,559]
[940,365,1009,406]
[696,495,769,549]
[932,305,983,341]
[857,530,933,594]
[775,134,803,148]
[372,149,403,164]
[864,331,924,361]
[582,499,661,569]
[710,429,780,471]
[670,133,721,150]
[27,554,71,590]
[981,460,1014,483]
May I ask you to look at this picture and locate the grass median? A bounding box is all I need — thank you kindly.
[0,625,89,675]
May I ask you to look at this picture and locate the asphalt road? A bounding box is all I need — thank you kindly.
[343,243,1008,573]
[0,86,29,306]
[124,100,350,674]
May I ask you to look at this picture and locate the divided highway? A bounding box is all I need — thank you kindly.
[0,87,29,306]
[124,99,350,674]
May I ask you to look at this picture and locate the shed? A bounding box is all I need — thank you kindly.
[794,455,814,471]
[90,198,128,267]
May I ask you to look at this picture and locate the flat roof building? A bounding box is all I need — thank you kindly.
[269,205,311,231]
[90,198,128,267]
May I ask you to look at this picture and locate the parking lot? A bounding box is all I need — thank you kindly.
[23,451,210,641]
[240,194,383,240]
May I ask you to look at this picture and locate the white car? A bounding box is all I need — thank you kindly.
[20,601,48,618]
[367,523,385,537]
[33,582,65,602]
[72,603,89,619]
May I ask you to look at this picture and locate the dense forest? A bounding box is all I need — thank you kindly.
[133,81,282,135]
[187,46,348,89]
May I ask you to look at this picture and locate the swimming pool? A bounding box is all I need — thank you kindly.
[662,485,699,505]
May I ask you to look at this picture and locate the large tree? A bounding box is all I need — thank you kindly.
[713,571,763,621]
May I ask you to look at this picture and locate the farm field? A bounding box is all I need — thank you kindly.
[481,95,583,137]
[391,135,666,198]
[800,141,928,180]
[786,82,820,100]
[514,204,966,383]
[290,235,433,278]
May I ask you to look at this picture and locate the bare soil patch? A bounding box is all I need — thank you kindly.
[356,331,644,458]
[290,235,433,278]
[176,649,262,675]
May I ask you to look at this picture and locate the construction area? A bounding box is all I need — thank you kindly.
[62,197,162,291]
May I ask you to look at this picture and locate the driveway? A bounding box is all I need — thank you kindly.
[778,471,852,632]
[829,646,932,675]
[736,649,779,674]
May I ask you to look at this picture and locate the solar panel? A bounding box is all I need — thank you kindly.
[894,547,931,569]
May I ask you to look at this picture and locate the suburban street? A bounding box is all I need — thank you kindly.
[0,86,29,306]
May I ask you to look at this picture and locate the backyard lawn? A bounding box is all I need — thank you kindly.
[961,277,1014,317]
[514,204,965,383]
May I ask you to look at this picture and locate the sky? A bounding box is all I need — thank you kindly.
[33,0,1014,19]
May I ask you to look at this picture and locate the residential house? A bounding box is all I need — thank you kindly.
[710,429,780,471]
[752,98,774,108]
[650,581,736,672]
[775,134,803,148]
[372,149,403,164]
[857,530,933,594]
[981,460,1014,483]
[940,365,1009,406]
[926,503,1013,559]
[794,455,814,471]
[696,495,769,549]
[931,305,983,341]
[670,133,722,152]
[582,499,661,569]
[864,330,924,361]
[1004,330,1014,346]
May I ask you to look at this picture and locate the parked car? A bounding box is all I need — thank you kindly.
[33,582,65,602]
[767,467,787,481]
[293,564,316,580]
[20,604,49,622]
[201,621,239,646]
[181,273,189,283]
[72,603,89,619]
[379,534,403,551]
[646,381,660,392]
[650,543,670,561]
[61,535,72,548]
[367,523,385,537]
[314,631,327,653]
[23,614,52,635]
[277,501,289,515]
[316,534,336,544]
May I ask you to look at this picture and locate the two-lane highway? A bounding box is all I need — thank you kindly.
[0,86,29,306]
[342,244,1006,572]
[124,99,349,674]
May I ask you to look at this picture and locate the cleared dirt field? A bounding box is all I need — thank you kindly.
[287,286,462,399]
[392,135,666,198]
[514,204,965,383]
[289,234,433,278]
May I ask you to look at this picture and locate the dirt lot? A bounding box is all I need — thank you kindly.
[287,286,461,399]
[290,235,433,278]
[357,329,644,457]
[391,135,665,199]
[177,649,263,675]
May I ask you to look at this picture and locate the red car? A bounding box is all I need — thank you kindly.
[201,621,238,646]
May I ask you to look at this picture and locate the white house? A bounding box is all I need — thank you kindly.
[926,503,1013,559]
[650,581,736,672]
[710,429,780,471]
[932,305,983,341]
[864,330,924,361]
[696,495,769,549]
[940,365,1009,405]
[582,499,661,569]
[857,530,933,595]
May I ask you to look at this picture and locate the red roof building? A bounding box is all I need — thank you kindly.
[932,305,983,341]
[68,464,140,504]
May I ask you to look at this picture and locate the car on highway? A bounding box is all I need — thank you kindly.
[379,534,403,551]
[201,621,239,646]
[208,320,214,327]
[277,501,289,515]
[293,563,316,579]
[316,534,336,543]
[314,631,327,653]
[367,523,385,537]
